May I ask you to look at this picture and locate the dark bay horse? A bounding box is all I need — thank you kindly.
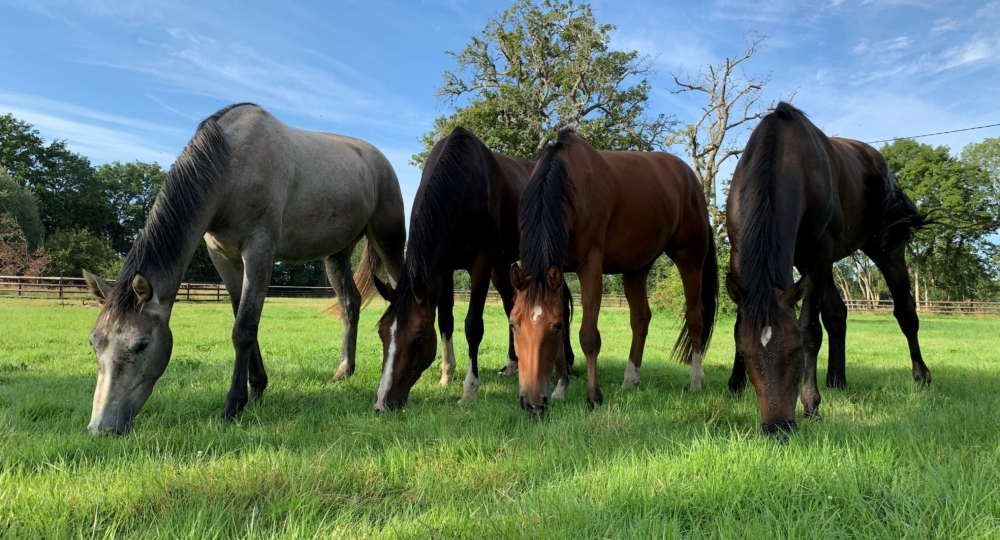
[725,102,929,436]
[83,103,405,433]
[372,127,574,411]
[510,130,718,415]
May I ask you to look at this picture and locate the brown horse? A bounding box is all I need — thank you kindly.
[510,130,717,415]
[372,127,574,411]
[725,102,929,436]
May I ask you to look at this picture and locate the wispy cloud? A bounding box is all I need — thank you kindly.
[0,94,176,164]
[930,17,958,35]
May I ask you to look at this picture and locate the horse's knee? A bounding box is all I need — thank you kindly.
[579,329,601,357]
[464,315,484,344]
[893,304,919,335]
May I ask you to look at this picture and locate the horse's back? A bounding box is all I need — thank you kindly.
[212,105,399,261]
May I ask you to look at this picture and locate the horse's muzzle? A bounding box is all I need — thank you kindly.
[761,419,798,439]
[520,395,548,418]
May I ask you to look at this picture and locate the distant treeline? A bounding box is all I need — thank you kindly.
[2,112,998,305]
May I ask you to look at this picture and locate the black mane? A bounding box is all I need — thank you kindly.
[518,130,575,302]
[102,103,256,316]
[381,127,489,326]
[735,102,801,332]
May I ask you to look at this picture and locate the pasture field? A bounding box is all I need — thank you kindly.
[1,297,999,538]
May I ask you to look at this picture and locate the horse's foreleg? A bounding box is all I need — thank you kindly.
[438,270,456,386]
[577,257,604,409]
[223,244,273,421]
[561,281,576,373]
[869,248,931,386]
[799,265,831,419]
[821,274,848,389]
[492,266,519,376]
[620,266,653,390]
[728,312,748,397]
[459,255,491,404]
[326,249,361,381]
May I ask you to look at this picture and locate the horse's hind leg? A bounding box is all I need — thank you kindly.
[492,265,519,376]
[209,246,268,403]
[822,275,848,389]
[868,248,931,386]
[223,242,274,421]
[364,202,406,286]
[326,248,362,381]
[438,270,456,386]
[673,250,708,392]
[620,265,653,390]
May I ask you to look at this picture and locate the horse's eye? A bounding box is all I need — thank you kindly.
[552,322,563,334]
[131,339,150,354]
[510,322,518,333]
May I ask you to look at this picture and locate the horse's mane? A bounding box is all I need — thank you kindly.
[518,130,575,303]
[381,127,488,326]
[735,102,802,333]
[102,103,255,316]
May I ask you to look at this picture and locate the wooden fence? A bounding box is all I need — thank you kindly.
[2,275,999,314]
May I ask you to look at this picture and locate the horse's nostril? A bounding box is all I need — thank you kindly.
[761,419,798,439]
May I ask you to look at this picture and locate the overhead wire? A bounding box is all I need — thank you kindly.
[866,122,1000,144]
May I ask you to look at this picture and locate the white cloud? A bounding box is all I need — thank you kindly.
[930,17,958,35]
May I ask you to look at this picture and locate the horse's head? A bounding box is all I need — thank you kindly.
[84,270,173,435]
[726,272,811,437]
[373,276,437,412]
[509,264,566,417]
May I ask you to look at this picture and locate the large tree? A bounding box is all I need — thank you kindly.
[96,161,167,255]
[413,0,672,165]
[668,31,778,227]
[0,113,112,236]
[882,139,1000,302]
[0,170,44,251]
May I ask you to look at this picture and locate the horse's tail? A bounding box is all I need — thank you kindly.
[324,240,384,318]
[876,169,929,253]
[673,232,719,365]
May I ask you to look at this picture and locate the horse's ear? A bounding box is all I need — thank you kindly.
[132,273,153,303]
[725,272,743,305]
[780,275,811,307]
[373,275,394,301]
[83,269,112,302]
[412,277,427,305]
[510,264,527,291]
[546,265,563,291]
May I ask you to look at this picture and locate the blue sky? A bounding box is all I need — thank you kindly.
[2,0,999,219]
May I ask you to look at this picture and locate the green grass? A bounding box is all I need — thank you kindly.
[1,297,999,538]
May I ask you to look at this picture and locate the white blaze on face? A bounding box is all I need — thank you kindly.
[761,326,773,348]
[532,305,543,322]
[376,319,398,408]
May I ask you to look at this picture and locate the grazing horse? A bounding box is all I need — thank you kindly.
[725,102,929,436]
[83,103,405,434]
[372,127,574,411]
[510,130,718,415]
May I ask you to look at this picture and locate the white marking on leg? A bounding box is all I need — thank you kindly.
[532,305,543,322]
[761,326,773,348]
[621,360,640,390]
[689,352,704,392]
[375,319,397,410]
[458,364,481,404]
[440,335,456,386]
[552,377,568,400]
[498,356,518,376]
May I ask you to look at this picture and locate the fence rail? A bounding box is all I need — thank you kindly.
[3,276,999,314]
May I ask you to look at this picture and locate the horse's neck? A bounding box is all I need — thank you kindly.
[139,198,219,304]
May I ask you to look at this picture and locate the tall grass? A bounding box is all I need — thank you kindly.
[1,298,998,538]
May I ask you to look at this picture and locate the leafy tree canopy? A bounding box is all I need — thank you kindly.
[413,0,673,166]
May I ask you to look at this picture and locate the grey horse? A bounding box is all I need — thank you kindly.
[83,103,405,434]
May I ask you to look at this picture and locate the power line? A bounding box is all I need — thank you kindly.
[867,122,1000,145]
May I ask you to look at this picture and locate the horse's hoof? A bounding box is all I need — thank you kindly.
[497,357,517,376]
[249,386,266,403]
[914,370,932,387]
[586,388,604,410]
[552,379,568,400]
[440,374,454,386]
[621,362,640,390]
[221,401,244,423]
[333,362,353,382]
